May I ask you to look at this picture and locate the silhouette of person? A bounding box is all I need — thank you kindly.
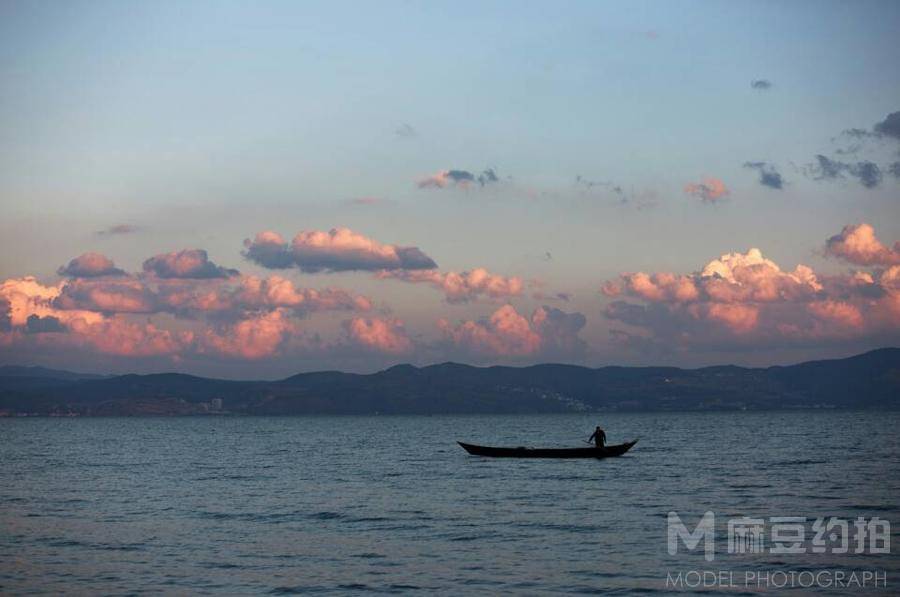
[588,425,606,448]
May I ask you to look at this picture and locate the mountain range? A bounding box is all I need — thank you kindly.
[1,348,898,416]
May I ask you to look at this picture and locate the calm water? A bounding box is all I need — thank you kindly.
[1,412,898,595]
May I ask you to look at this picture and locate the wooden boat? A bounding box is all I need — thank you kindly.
[457,439,638,459]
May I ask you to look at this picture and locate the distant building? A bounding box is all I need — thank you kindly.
[210,398,223,411]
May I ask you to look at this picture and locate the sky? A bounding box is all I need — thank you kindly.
[1,0,900,378]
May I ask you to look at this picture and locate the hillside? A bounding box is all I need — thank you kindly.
[1,348,898,416]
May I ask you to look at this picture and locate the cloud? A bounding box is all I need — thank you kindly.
[839,127,876,141]
[1,267,377,363]
[66,316,191,357]
[807,300,864,330]
[343,317,413,354]
[241,231,295,269]
[438,304,586,358]
[750,79,772,90]
[26,314,66,334]
[438,305,541,357]
[200,309,299,360]
[531,306,588,356]
[825,223,900,266]
[531,291,573,302]
[529,279,572,303]
[243,228,437,273]
[832,110,900,154]
[96,224,140,237]
[36,262,375,323]
[0,277,188,357]
[706,303,759,334]
[417,168,500,189]
[602,238,900,352]
[377,268,523,303]
[603,272,700,302]
[743,161,784,189]
[57,253,126,278]
[806,155,883,188]
[575,175,625,201]
[808,155,845,180]
[54,278,159,313]
[851,161,882,188]
[683,177,729,202]
[159,275,372,317]
[1,277,101,328]
[143,249,239,279]
[873,111,900,141]
[395,123,417,138]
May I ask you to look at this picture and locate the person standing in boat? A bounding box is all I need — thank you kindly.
[588,425,606,448]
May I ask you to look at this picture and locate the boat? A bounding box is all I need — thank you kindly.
[457,439,638,459]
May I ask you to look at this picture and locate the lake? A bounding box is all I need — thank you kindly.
[1,412,898,594]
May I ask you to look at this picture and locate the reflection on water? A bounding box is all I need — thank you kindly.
[1,412,898,594]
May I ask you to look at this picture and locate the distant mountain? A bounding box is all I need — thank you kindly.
[1,348,898,416]
[0,365,107,380]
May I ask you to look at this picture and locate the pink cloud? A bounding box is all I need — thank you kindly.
[0,277,104,328]
[417,170,456,189]
[603,243,900,350]
[825,223,900,266]
[606,272,700,303]
[439,305,541,356]
[55,278,158,313]
[807,300,864,330]
[416,168,499,189]
[243,228,437,272]
[57,253,125,278]
[67,316,191,357]
[233,276,372,312]
[684,177,729,202]
[143,249,238,279]
[699,248,821,303]
[343,317,413,354]
[1,266,373,363]
[377,268,523,303]
[159,275,372,316]
[0,276,189,357]
[706,303,759,334]
[438,304,586,358]
[201,309,298,360]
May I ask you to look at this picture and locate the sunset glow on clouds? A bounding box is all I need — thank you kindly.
[683,177,730,203]
[143,249,239,279]
[438,304,587,359]
[58,253,126,278]
[825,223,900,266]
[243,229,437,273]
[343,317,413,355]
[2,222,900,374]
[602,225,900,352]
[416,169,499,189]
[377,268,523,304]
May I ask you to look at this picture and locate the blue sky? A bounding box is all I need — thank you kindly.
[1,1,899,376]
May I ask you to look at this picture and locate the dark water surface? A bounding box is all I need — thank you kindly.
[1,412,898,594]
